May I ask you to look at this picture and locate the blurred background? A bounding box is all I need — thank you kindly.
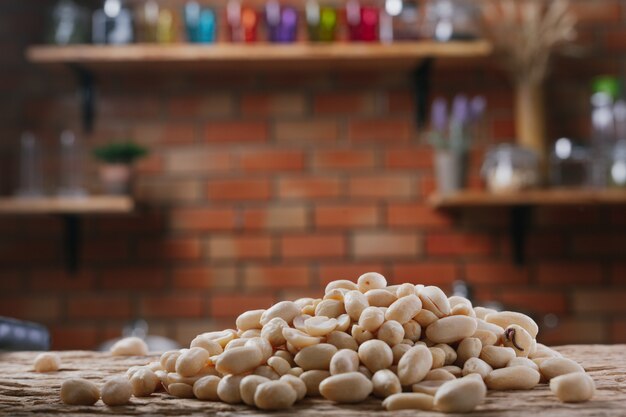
[0,0,624,351]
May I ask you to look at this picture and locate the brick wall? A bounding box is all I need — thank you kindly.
[1,0,625,350]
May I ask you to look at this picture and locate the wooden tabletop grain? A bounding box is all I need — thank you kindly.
[0,345,624,416]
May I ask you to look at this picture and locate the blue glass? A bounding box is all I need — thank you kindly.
[185,1,216,43]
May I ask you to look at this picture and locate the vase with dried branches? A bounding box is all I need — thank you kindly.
[482,0,577,175]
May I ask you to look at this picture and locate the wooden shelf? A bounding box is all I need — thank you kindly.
[0,196,134,215]
[429,189,626,209]
[26,41,493,71]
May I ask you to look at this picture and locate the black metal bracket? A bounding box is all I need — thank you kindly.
[69,64,95,134]
[61,215,81,274]
[510,206,532,266]
[412,58,434,128]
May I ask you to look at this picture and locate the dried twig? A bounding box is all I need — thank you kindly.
[481,0,577,84]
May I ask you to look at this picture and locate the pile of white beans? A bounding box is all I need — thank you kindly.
[56,272,596,411]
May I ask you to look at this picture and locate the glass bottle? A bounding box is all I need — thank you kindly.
[16,132,44,198]
[58,130,87,198]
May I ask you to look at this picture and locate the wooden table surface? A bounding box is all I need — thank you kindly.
[0,345,624,416]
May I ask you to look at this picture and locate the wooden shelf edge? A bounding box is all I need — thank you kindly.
[0,196,134,215]
[429,189,626,209]
[26,41,493,65]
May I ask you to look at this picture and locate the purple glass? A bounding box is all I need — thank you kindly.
[469,95,487,121]
[431,97,448,132]
[451,94,470,125]
[278,6,297,42]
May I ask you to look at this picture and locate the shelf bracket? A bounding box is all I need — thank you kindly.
[69,64,95,134]
[412,58,434,127]
[61,215,81,274]
[510,205,532,266]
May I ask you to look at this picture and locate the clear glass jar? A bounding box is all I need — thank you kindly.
[425,0,480,42]
[610,140,626,187]
[46,0,90,45]
[481,144,539,193]
[15,132,44,198]
[550,137,591,187]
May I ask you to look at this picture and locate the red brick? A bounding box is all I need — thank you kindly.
[135,153,163,175]
[499,290,568,315]
[349,175,413,199]
[205,121,268,143]
[281,235,346,259]
[0,242,59,264]
[0,296,61,321]
[210,294,274,318]
[611,263,626,285]
[465,262,529,285]
[537,262,604,286]
[318,264,387,287]
[208,236,274,260]
[315,204,379,228]
[572,234,626,256]
[526,234,567,258]
[30,269,94,291]
[275,120,339,143]
[160,123,197,144]
[240,150,305,172]
[535,207,600,227]
[387,203,453,228]
[82,240,130,262]
[100,267,167,290]
[207,178,272,201]
[571,1,621,24]
[67,296,132,319]
[168,94,234,118]
[611,320,626,344]
[244,265,311,289]
[348,120,413,143]
[172,266,237,290]
[572,290,626,314]
[0,270,22,291]
[50,325,99,350]
[243,206,308,230]
[388,91,414,113]
[170,208,237,231]
[100,96,160,119]
[392,263,457,286]
[165,149,233,174]
[491,117,515,140]
[353,232,421,259]
[278,176,343,199]
[426,233,494,256]
[136,179,201,202]
[385,148,432,170]
[241,93,306,116]
[141,295,204,318]
[314,92,376,114]
[313,150,376,170]
[95,212,164,235]
[540,318,608,346]
[138,238,201,261]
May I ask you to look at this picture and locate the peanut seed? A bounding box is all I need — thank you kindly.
[319,372,373,403]
[383,393,434,411]
[550,372,595,403]
[34,352,60,373]
[60,378,100,405]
